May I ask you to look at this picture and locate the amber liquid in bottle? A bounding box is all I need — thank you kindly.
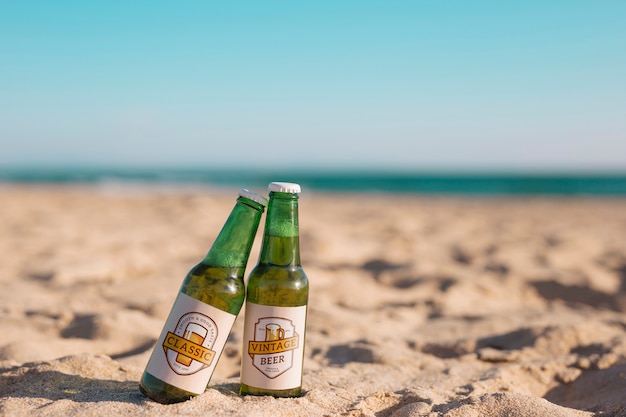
[139,190,266,404]
[240,182,309,397]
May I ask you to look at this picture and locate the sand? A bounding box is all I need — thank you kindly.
[1,184,625,417]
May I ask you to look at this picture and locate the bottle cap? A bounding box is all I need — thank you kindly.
[238,189,268,206]
[268,182,301,194]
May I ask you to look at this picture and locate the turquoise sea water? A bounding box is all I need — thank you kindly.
[1,167,625,196]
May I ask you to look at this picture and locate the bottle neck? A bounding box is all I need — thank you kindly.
[203,196,265,268]
[259,192,301,267]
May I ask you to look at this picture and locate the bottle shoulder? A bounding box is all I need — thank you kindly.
[187,262,246,279]
[246,264,308,307]
[248,264,308,283]
[184,264,245,288]
[181,263,246,314]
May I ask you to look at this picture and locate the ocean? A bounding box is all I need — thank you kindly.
[1,167,626,196]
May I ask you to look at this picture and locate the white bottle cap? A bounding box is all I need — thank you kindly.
[268,182,301,194]
[238,189,268,206]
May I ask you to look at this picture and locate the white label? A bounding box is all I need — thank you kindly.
[144,292,237,394]
[241,302,307,390]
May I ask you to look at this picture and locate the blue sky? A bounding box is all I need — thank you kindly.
[1,1,625,172]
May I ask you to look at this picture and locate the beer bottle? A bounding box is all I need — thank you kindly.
[139,189,267,404]
[240,182,309,397]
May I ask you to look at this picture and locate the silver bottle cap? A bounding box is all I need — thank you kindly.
[238,188,268,206]
[268,182,301,194]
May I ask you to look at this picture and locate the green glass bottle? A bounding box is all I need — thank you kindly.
[139,189,267,404]
[240,182,309,397]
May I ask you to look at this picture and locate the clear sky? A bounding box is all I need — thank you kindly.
[1,1,625,172]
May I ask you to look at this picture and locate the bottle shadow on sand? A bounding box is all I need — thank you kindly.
[0,370,146,404]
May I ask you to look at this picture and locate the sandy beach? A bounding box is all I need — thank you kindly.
[1,184,625,416]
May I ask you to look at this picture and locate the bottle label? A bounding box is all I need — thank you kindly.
[241,302,307,390]
[145,292,236,394]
